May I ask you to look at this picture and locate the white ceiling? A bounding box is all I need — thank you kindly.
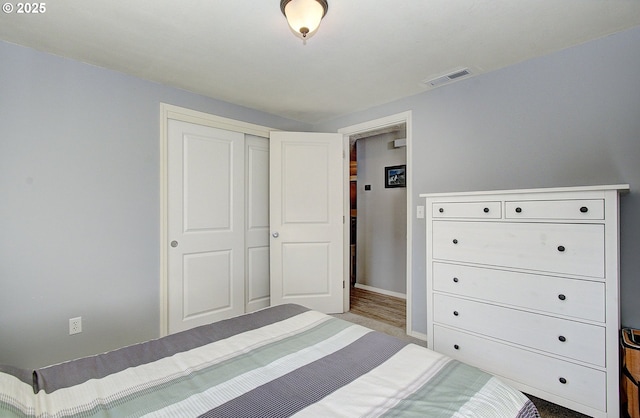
[1,1,639,124]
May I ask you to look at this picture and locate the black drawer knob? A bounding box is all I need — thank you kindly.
[558,336,567,342]
[453,277,459,283]
[558,294,566,301]
[454,344,460,350]
[559,377,567,384]
[580,206,589,213]
[515,207,522,213]
[483,207,489,213]
[439,207,444,213]
[557,245,565,252]
[452,239,458,244]
[453,311,459,316]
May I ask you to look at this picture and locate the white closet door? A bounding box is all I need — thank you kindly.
[245,135,270,312]
[167,119,245,333]
[269,131,344,313]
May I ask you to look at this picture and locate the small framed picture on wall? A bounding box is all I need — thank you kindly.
[385,164,406,188]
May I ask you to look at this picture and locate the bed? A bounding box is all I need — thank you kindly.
[1,304,539,417]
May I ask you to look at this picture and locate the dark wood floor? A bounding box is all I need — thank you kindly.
[349,287,406,329]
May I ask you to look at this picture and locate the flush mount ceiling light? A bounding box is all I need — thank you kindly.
[280,0,328,40]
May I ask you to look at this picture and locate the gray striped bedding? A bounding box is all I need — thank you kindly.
[1,304,540,417]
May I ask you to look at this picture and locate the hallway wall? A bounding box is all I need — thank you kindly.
[355,132,407,294]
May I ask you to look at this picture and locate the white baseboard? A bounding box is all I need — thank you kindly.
[408,330,427,342]
[354,283,406,300]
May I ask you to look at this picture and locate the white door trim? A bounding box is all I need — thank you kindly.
[159,103,274,336]
[337,111,415,336]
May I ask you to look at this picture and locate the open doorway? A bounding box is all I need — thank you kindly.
[348,123,407,329]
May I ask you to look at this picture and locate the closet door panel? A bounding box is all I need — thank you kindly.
[245,135,270,312]
[168,120,245,334]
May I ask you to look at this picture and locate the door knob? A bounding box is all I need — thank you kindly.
[272,232,279,238]
[170,240,178,248]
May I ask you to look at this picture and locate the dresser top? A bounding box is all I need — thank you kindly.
[419,184,630,198]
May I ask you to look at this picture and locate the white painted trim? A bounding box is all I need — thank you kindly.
[408,330,427,342]
[161,103,275,137]
[337,113,410,136]
[420,184,630,198]
[337,111,414,335]
[159,105,169,337]
[354,283,406,300]
[159,103,273,336]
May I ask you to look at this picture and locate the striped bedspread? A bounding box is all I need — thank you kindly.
[1,304,539,417]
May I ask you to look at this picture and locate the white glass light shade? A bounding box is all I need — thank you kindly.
[282,0,328,38]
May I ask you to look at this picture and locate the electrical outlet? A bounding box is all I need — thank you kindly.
[69,317,82,335]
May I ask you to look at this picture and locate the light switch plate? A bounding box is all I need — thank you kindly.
[416,206,425,219]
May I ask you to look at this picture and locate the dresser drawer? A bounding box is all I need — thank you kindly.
[433,325,606,412]
[432,221,605,278]
[505,199,604,220]
[431,201,501,219]
[432,263,605,322]
[433,294,605,366]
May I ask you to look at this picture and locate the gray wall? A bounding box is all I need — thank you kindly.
[316,26,640,335]
[0,41,308,368]
[356,133,407,294]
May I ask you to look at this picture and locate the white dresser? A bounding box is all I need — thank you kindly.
[421,185,628,418]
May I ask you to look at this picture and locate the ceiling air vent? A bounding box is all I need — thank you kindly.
[422,68,472,88]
